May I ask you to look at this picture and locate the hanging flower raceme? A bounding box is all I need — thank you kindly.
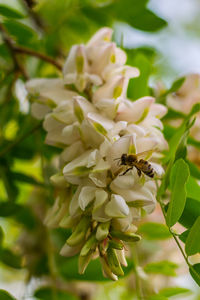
[26,27,168,280]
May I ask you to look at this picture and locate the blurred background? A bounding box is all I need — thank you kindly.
[0,0,200,299]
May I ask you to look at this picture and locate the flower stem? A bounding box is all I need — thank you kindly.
[157,193,200,283]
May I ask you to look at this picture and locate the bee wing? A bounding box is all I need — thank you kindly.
[135,149,157,160]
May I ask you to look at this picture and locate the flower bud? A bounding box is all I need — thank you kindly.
[66,216,90,246]
[80,234,97,257]
[110,230,141,243]
[109,239,124,250]
[96,221,110,241]
[100,256,118,281]
[107,246,124,276]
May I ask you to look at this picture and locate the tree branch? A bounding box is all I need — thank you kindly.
[14,45,62,71]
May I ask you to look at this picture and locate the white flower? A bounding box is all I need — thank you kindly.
[26,27,168,280]
[63,45,102,92]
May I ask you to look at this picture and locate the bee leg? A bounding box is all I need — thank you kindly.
[136,168,142,177]
[120,167,133,176]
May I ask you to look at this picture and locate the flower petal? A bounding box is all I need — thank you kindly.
[105,194,129,218]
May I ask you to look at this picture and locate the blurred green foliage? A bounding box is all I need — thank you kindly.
[0,0,200,299]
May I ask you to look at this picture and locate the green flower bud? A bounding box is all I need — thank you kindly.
[76,55,84,74]
[96,221,110,241]
[66,216,90,246]
[80,234,97,257]
[110,230,141,242]
[100,256,118,281]
[107,246,124,277]
[109,239,124,250]
[79,251,93,274]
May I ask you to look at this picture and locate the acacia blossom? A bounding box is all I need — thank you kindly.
[26,27,168,280]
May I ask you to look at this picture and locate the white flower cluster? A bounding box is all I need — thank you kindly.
[26,28,168,280]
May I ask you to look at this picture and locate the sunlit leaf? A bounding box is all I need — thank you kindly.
[144,260,178,276]
[139,222,171,240]
[159,287,191,297]
[186,176,200,202]
[148,296,167,300]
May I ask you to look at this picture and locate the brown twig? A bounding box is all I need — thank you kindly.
[14,45,62,71]
[0,23,29,79]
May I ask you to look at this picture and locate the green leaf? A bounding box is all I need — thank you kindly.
[179,197,200,228]
[0,248,22,269]
[188,103,200,117]
[162,108,186,121]
[186,160,200,180]
[3,19,37,46]
[0,290,16,300]
[127,53,151,100]
[0,226,4,246]
[166,159,190,227]
[34,287,78,300]
[168,77,185,93]
[11,172,44,187]
[0,202,20,217]
[57,255,133,281]
[159,287,191,297]
[185,216,200,256]
[0,163,19,202]
[111,0,167,32]
[179,229,189,243]
[163,115,196,165]
[149,296,167,300]
[128,8,167,32]
[186,176,200,202]
[188,136,200,150]
[0,202,36,229]
[0,5,25,19]
[189,263,200,287]
[139,222,171,240]
[144,260,178,276]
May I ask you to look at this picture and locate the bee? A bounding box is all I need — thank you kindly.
[115,150,155,178]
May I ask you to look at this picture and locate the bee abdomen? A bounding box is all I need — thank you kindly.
[144,168,154,178]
